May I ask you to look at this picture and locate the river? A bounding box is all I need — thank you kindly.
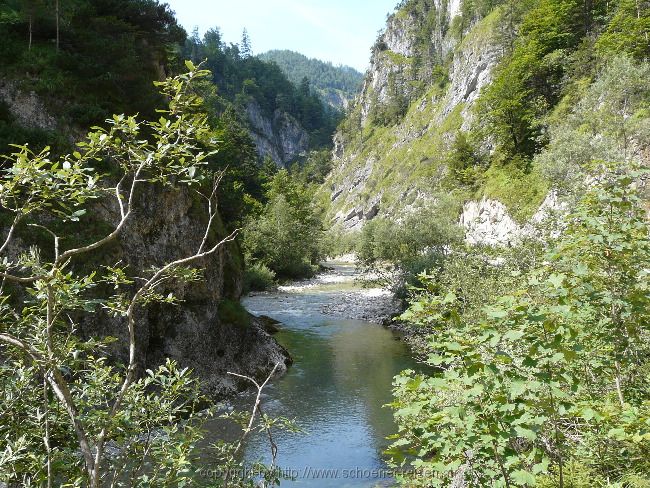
[205,260,422,487]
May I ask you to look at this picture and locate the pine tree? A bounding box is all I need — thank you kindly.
[240,27,252,58]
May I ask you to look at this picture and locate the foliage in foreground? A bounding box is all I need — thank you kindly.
[0,64,286,487]
[389,163,650,486]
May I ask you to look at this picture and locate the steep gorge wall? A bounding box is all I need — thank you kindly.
[325,1,509,237]
[80,184,290,397]
[246,100,309,165]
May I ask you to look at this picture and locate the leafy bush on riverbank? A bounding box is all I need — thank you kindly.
[242,169,325,280]
[243,262,277,292]
[389,163,650,486]
[355,195,464,296]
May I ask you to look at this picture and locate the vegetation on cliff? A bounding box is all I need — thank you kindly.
[183,30,343,151]
[365,1,650,486]
[0,0,340,286]
[327,0,649,227]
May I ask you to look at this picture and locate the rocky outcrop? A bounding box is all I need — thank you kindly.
[0,82,291,398]
[460,198,520,246]
[443,18,501,130]
[319,88,351,111]
[461,191,568,246]
[77,184,291,397]
[0,79,58,131]
[246,100,309,165]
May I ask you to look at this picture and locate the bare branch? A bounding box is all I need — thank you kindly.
[43,377,52,488]
[0,271,42,284]
[28,224,60,262]
[0,213,21,255]
[55,162,146,267]
[114,175,127,220]
[55,212,130,266]
[0,332,44,364]
[227,362,281,452]
[91,226,239,485]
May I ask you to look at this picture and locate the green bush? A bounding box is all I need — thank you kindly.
[356,195,463,294]
[243,262,277,292]
[242,169,324,279]
[389,163,650,486]
[0,66,285,487]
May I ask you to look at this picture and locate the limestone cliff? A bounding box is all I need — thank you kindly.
[79,184,291,397]
[324,0,554,242]
[246,100,310,165]
[326,0,505,233]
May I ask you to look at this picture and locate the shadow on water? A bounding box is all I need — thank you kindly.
[204,262,424,487]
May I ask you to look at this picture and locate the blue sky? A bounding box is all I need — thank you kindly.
[163,0,399,72]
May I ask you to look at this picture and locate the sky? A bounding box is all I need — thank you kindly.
[163,0,399,72]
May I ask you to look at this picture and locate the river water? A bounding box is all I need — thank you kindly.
[208,261,422,487]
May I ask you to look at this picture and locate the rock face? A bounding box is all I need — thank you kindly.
[0,79,58,131]
[461,191,568,246]
[80,184,291,397]
[460,198,520,246]
[326,1,503,232]
[246,100,309,166]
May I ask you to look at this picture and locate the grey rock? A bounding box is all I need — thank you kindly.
[326,2,502,229]
[364,195,381,220]
[76,184,291,397]
[0,79,57,131]
[246,100,309,166]
[460,191,568,247]
[257,315,283,334]
[460,198,520,246]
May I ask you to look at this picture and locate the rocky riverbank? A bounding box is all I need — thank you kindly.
[274,258,402,325]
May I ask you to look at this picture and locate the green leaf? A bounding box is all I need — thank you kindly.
[503,329,524,341]
[547,273,565,288]
[511,470,536,485]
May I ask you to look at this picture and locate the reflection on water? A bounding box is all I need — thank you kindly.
[206,263,422,487]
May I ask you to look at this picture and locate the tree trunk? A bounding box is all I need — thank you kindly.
[55,0,59,51]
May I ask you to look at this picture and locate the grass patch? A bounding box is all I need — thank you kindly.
[479,164,549,222]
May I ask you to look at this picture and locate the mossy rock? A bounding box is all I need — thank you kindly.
[218,299,251,329]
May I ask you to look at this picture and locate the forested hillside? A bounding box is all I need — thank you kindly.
[258,49,363,110]
[0,0,184,151]
[0,2,341,167]
[182,30,342,163]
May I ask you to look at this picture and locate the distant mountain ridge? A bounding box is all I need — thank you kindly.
[258,50,363,111]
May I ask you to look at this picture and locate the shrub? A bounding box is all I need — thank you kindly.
[243,262,277,292]
[242,169,324,279]
[356,195,463,294]
[389,163,650,486]
[0,65,284,487]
